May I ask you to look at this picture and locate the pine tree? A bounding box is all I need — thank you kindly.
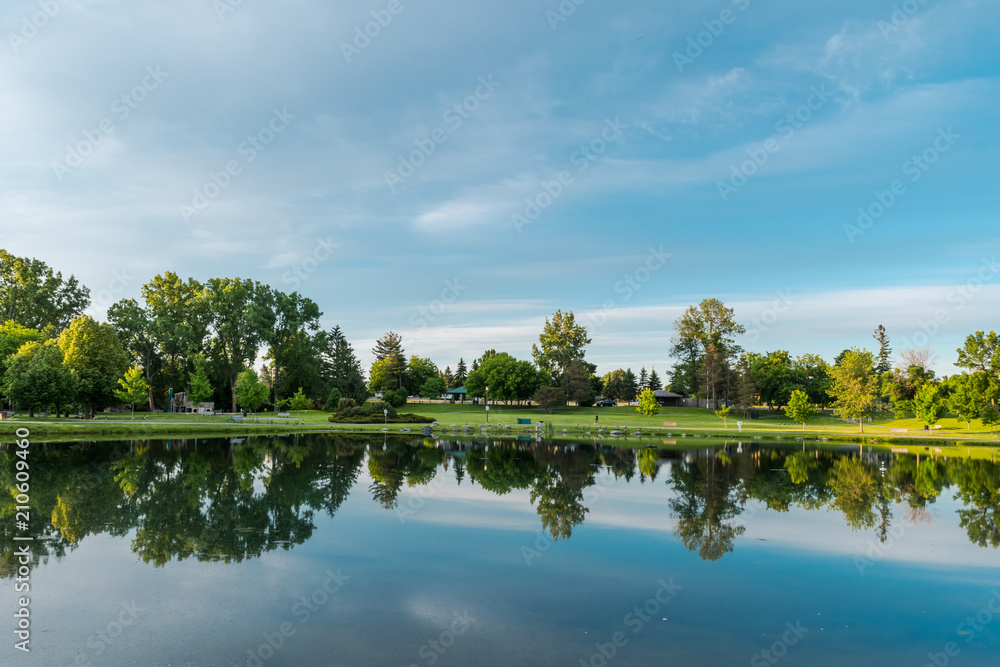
[455,358,468,386]
[371,331,406,389]
[443,366,454,390]
[623,368,638,402]
[639,367,649,389]
[648,367,661,392]
[324,326,367,402]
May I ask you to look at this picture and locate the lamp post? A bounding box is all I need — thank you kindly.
[383,408,388,426]
[485,386,489,426]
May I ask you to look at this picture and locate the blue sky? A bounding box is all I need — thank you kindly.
[2,0,998,376]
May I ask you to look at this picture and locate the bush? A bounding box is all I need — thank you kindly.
[382,388,408,408]
[326,388,342,411]
[336,397,357,414]
[367,400,397,419]
[327,412,433,424]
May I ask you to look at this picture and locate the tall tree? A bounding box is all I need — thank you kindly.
[107,299,160,410]
[372,331,406,390]
[732,355,757,418]
[141,272,211,395]
[531,310,592,377]
[828,348,879,433]
[265,290,321,407]
[0,249,90,330]
[622,368,639,402]
[442,366,453,390]
[669,298,745,398]
[0,321,42,387]
[915,384,945,430]
[647,367,662,392]
[956,331,1000,404]
[58,315,128,418]
[562,359,593,405]
[188,354,214,415]
[785,390,816,431]
[638,367,649,389]
[235,369,269,414]
[948,376,981,430]
[454,358,468,387]
[873,325,892,376]
[205,277,274,410]
[321,326,367,403]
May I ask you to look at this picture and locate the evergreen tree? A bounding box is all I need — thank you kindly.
[873,325,892,376]
[639,367,649,388]
[443,366,454,390]
[371,331,406,389]
[623,368,639,402]
[455,358,468,386]
[323,326,367,402]
[648,367,662,392]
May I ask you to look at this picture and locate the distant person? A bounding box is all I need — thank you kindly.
[595,414,599,426]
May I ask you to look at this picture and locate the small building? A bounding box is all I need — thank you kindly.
[172,391,215,415]
[654,390,684,407]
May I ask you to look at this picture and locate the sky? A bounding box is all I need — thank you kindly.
[2,0,999,377]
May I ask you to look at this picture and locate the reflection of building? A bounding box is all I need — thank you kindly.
[172,391,214,415]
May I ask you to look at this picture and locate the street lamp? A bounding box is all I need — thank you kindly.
[485,386,489,426]
[383,408,388,426]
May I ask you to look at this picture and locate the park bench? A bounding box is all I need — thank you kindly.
[516,418,531,425]
[229,414,244,422]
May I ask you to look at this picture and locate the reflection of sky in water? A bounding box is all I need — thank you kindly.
[6,444,999,667]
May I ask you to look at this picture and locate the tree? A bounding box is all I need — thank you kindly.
[442,366,453,390]
[639,367,649,389]
[188,354,213,418]
[785,390,816,431]
[454,358,468,387]
[601,370,626,402]
[561,360,593,405]
[622,368,639,402]
[732,355,757,418]
[0,249,90,331]
[531,310,591,377]
[915,384,945,430]
[648,367,661,392]
[533,385,565,413]
[873,325,892,376]
[956,331,1000,403]
[699,343,727,404]
[980,405,1000,434]
[321,326,367,403]
[235,369,269,414]
[636,388,659,425]
[406,356,439,396]
[948,376,982,430]
[141,272,212,396]
[828,348,879,432]
[419,376,446,400]
[372,332,406,390]
[205,277,274,411]
[0,321,42,398]
[465,353,541,405]
[58,315,129,418]
[288,387,310,418]
[108,299,160,410]
[669,298,745,397]
[265,290,321,407]
[3,340,75,417]
[714,405,732,429]
[114,366,150,420]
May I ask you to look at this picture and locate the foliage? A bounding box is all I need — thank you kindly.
[669,298,745,398]
[714,405,732,429]
[785,390,816,430]
[325,387,342,410]
[465,352,541,405]
[454,358,468,387]
[561,359,593,405]
[948,376,982,430]
[382,388,408,408]
[2,340,75,416]
[371,331,406,390]
[288,387,311,414]
[419,376,446,399]
[321,325,368,403]
[0,249,90,330]
[336,397,357,413]
[406,356,439,395]
[114,366,150,419]
[58,315,129,416]
[533,385,565,413]
[828,348,879,432]
[188,355,214,408]
[914,384,946,428]
[531,310,591,377]
[327,413,434,424]
[235,369,269,413]
[636,388,660,424]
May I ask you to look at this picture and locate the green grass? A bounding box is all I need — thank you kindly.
[2,403,998,446]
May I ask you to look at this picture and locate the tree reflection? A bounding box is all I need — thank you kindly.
[669,453,746,562]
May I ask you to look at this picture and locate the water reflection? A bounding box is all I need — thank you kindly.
[1,436,997,576]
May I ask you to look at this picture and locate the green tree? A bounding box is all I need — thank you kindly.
[406,356,439,395]
[141,272,212,398]
[114,366,150,420]
[980,405,1000,434]
[235,369,269,414]
[288,387,310,418]
[454,358,468,387]
[622,368,639,402]
[264,290,321,407]
[669,298,746,398]
[531,310,592,377]
[636,388,660,425]
[732,355,757,418]
[107,299,160,410]
[948,376,982,430]
[714,405,732,429]
[3,340,75,417]
[58,315,129,418]
[0,249,90,330]
[955,331,1000,395]
[465,353,541,405]
[873,325,892,376]
[205,277,274,411]
[0,321,42,392]
[371,331,406,390]
[321,326,368,403]
[915,384,945,430]
[638,367,648,388]
[785,389,816,430]
[647,367,662,392]
[442,366,453,390]
[188,354,213,418]
[601,369,626,402]
[419,376,446,400]
[533,385,565,413]
[561,359,593,405]
[828,348,879,432]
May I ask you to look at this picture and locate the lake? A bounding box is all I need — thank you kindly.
[2,434,998,666]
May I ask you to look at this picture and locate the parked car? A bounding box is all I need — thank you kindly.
[597,399,616,407]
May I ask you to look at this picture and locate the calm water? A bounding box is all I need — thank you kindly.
[1,435,998,666]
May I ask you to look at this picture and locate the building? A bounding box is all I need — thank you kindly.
[171,391,215,415]
[654,390,684,407]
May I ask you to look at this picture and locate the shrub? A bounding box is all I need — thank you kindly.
[367,400,397,419]
[326,388,342,411]
[336,397,357,414]
[382,388,408,408]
